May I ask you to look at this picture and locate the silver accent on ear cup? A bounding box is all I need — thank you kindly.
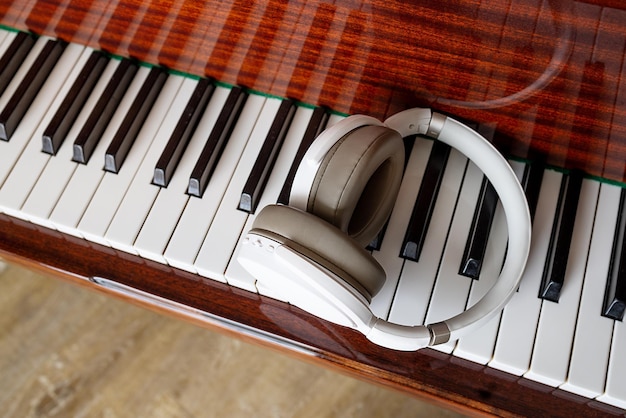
[426,112,447,139]
[428,322,451,345]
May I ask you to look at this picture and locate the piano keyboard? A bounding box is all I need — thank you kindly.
[1,29,626,412]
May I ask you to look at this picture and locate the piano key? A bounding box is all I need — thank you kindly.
[0,32,35,95]
[194,97,283,283]
[423,160,486,354]
[49,66,151,236]
[539,170,583,302]
[104,67,168,173]
[187,86,247,198]
[0,45,89,217]
[42,50,108,155]
[381,147,467,323]
[72,58,138,164]
[598,313,626,409]
[104,66,168,173]
[225,106,315,292]
[459,177,498,279]
[19,58,122,227]
[276,106,329,205]
[520,160,545,222]
[488,169,562,375]
[400,140,451,261]
[560,183,620,398]
[104,77,199,253]
[453,202,506,363]
[0,38,64,141]
[163,94,266,273]
[0,35,46,114]
[153,77,214,187]
[133,85,231,263]
[238,99,296,213]
[604,188,626,321]
[0,37,74,190]
[524,179,599,387]
[78,75,185,247]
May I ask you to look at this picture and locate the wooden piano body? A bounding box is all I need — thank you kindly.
[1,0,625,416]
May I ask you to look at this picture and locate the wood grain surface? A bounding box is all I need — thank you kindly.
[0,261,465,418]
[1,0,626,183]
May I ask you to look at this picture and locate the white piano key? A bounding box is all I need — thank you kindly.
[49,66,151,236]
[19,58,120,228]
[163,94,265,273]
[225,106,313,292]
[489,169,563,375]
[452,201,506,363]
[383,146,466,324]
[79,74,184,246]
[0,45,88,217]
[598,318,626,409]
[133,85,231,263]
[0,30,13,55]
[0,37,57,188]
[423,160,484,354]
[194,98,283,284]
[560,183,620,398]
[524,179,599,387]
[453,161,525,364]
[105,77,199,253]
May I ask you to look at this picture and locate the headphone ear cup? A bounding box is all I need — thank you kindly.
[250,204,386,301]
[306,125,404,247]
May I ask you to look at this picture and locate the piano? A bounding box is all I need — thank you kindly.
[1,0,625,416]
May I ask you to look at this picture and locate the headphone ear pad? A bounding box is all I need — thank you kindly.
[306,125,404,247]
[250,204,386,301]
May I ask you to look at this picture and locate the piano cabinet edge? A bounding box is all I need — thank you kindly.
[0,214,619,418]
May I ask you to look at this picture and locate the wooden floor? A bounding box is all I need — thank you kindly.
[0,261,467,418]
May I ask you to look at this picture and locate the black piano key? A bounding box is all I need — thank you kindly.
[400,140,451,261]
[187,86,247,197]
[459,177,498,279]
[521,161,545,222]
[72,58,138,164]
[539,170,583,302]
[104,66,168,173]
[276,106,329,205]
[42,50,109,155]
[604,188,626,321]
[238,99,296,213]
[0,32,36,94]
[0,39,65,141]
[153,77,214,187]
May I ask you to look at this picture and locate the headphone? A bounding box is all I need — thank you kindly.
[238,108,531,351]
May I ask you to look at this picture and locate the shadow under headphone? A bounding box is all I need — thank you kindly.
[238,108,531,351]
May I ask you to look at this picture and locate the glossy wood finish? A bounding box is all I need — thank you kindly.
[1,1,626,416]
[1,0,626,182]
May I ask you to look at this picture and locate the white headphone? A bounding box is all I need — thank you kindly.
[238,108,531,351]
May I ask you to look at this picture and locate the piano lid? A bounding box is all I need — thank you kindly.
[1,0,626,183]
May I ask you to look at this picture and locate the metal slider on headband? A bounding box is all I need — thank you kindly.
[426,112,447,139]
[428,322,451,345]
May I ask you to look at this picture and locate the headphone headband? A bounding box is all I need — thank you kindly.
[368,109,531,349]
[240,108,531,351]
